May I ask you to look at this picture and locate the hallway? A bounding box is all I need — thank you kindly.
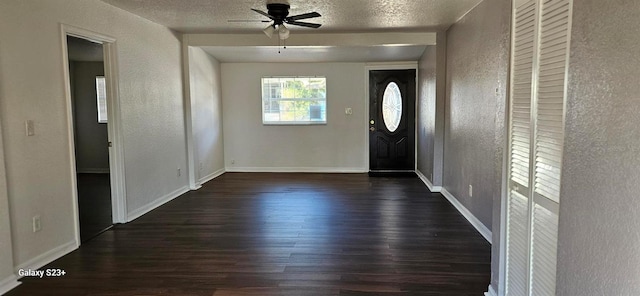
[7,173,490,295]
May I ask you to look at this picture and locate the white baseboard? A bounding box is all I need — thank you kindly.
[198,168,225,185]
[127,186,190,222]
[0,274,20,295]
[225,167,367,173]
[440,188,492,243]
[15,240,77,275]
[415,170,442,192]
[76,168,110,174]
[485,284,497,296]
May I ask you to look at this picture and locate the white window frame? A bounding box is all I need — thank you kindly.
[261,76,327,125]
[96,76,107,123]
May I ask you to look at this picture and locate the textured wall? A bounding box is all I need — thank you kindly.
[433,32,447,187]
[444,0,509,230]
[443,0,510,291]
[0,0,186,268]
[417,46,437,182]
[188,47,225,182]
[221,63,367,172]
[557,0,640,294]
[71,61,109,172]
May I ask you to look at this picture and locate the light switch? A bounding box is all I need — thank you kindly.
[26,120,35,136]
[345,108,353,115]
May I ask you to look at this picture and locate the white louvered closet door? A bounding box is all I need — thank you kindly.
[506,0,572,295]
[506,0,536,294]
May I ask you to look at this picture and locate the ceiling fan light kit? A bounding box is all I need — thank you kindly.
[278,24,290,40]
[262,23,290,40]
[263,24,276,38]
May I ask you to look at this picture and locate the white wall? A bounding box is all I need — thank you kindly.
[221,63,367,172]
[0,0,187,270]
[188,47,225,182]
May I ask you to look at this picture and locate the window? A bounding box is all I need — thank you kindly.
[262,77,326,125]
[382,82,402,132]
[96,76,107,123]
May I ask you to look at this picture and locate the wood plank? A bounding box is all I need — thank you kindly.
[7,173,490,295]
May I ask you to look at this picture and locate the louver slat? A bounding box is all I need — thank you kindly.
[530,205,559,295]
[528,0,569,294]
[506,1,536,295]
[507,191,530,296]
[508,0,536,189]
[534,0,569,204]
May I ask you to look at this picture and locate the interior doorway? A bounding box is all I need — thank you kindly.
[62,25,127,246]
[368,69,416,174]
[66,36,113,242]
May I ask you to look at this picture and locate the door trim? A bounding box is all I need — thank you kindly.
[364,62,419,172]
[60,24,128,246]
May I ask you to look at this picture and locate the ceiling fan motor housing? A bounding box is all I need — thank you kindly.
[267,3,290,25]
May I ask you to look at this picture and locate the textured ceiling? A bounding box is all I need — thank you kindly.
[102,0,483,33]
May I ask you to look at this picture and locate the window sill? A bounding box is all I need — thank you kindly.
[263,122,327,126]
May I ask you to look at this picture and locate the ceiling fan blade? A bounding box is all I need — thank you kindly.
[228,20,271,23]
[251,8,274,20]
[286,12,321,21]
[286,21,322,28]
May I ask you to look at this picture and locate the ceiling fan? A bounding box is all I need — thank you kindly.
[229,1,322,40]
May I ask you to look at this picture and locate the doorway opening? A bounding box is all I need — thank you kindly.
[62,25,127,245]
[66,36,112,242]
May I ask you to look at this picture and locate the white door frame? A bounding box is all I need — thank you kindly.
[60,24,127,246]
[363,62,419,171]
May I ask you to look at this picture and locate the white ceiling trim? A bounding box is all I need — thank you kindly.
[184,32,437,47]
[198,45,428,63]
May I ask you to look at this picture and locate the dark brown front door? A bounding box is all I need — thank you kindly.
[369,69,416,172]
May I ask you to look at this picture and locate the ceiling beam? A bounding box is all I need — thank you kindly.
[184,32,437,47]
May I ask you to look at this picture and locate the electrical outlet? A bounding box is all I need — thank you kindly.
[231,159,235,165]
[469,185,473,197]
[177,168,181,177]
[32,215,41,232]
[430,173,433,181]
[344,107,353,115]
[26,120,35,136]
[199,162,203,171]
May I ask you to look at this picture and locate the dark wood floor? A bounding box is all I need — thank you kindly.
[7,173,490,296]
[77,173,113,242]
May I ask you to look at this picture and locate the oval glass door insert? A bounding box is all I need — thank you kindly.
[382,82,402,132]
